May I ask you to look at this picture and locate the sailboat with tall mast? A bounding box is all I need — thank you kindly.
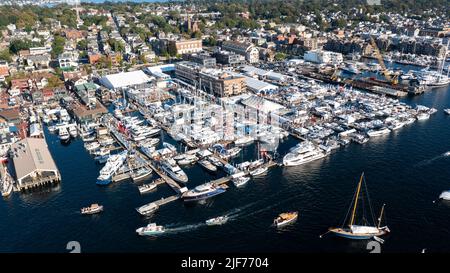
[328,172,390,240]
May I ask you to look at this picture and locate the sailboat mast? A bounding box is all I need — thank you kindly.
[349,172,364,227]
[377,203,386,228]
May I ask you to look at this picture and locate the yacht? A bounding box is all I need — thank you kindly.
[178,154,198,166]
[283,142,326,167]
[131,166,153,182]
[136,223,165,236]
[198,159,217,172]
[234,135,255,146]
[439,190,450,201]
[366,127,391,137]
[161,159,188,183]
[58,127,70,143]
[68,126,78,138]
[136,202,158,216]
[416,112,430,120]
[85,141,100,151]
[1,175,13,197]
[182,183,226,202]
[96,151,128,185]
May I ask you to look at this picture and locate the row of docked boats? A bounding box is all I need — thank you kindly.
[96,150,128,185]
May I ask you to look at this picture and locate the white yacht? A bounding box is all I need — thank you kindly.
[366,127,391,137]
[136,202,158,216]
[416,112,430,120]
[161,159,188,183]
[96,151,128,185]
[249,166,268,177]
[234,135,255,146]
[232,172,251,187]
[58,127,70,143]
[283,141,326,167]
[68,126,78,138]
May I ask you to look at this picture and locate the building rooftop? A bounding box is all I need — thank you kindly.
[100,70,152,89]
[10,137,59,181]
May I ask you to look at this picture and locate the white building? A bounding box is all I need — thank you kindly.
[304,49,343,65]
[99,70,153,90]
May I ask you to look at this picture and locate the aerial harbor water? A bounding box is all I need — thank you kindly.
[0,1,449,256]
[1,81,450,253]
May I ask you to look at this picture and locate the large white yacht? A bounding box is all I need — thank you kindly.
[283,141,326,167]
[96,151,128,185]
[161,158,188,183]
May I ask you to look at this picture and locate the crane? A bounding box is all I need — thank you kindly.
[370,36,398,85]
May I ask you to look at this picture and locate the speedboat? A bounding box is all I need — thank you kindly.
[136,223,165,236]
[96,151,128,185]
[206,216,229,226]
[273,211,298,227]
[232,172,250,187]
[58,127,70,143]
[84,141,100,151]
[198,159,217,172]
[138,182,157,194]
[182,183,226,202]
[283,141,326,166]
[161,159,188,183]
[81,204,103,215]
[444,109,450,115]
[439,190,450,201]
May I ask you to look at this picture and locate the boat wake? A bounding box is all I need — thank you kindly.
[164,223,206,234]
[415,152,450,167]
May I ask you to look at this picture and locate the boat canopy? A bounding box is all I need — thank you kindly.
[350,225,380,234]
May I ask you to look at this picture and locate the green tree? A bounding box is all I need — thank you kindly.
[0,49,11,62]
[51,35,66,58]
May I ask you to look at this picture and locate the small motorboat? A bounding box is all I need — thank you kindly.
[249,166,268,177]
[273,211,298,227]
[444,109,450,115]
[81,203,103,215]
[439,190,450,201]
[232,172,250,187]
[206,216,229,226]
[138,182,157,194]
[136,223,165,236]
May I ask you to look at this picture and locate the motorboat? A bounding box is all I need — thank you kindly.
[58,127,70,143]
[69,126,78,138]
[273,211,298,227]
[366,127,391,137]
[136,223,165,236]
[81,204,103,215]
[206,216,229,226]
[138,182,157,194]
[232,172,250,187]
[249,166,268,177]
[234,135,254,146]
[177,154,198,166]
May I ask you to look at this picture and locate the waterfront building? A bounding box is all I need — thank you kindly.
[10,138,61,191]
[303,49,344,65]
[221,41,259,63]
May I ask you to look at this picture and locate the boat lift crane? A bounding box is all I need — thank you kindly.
[370,36,399,85]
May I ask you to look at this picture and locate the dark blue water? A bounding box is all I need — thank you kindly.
[2,76,450,252]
